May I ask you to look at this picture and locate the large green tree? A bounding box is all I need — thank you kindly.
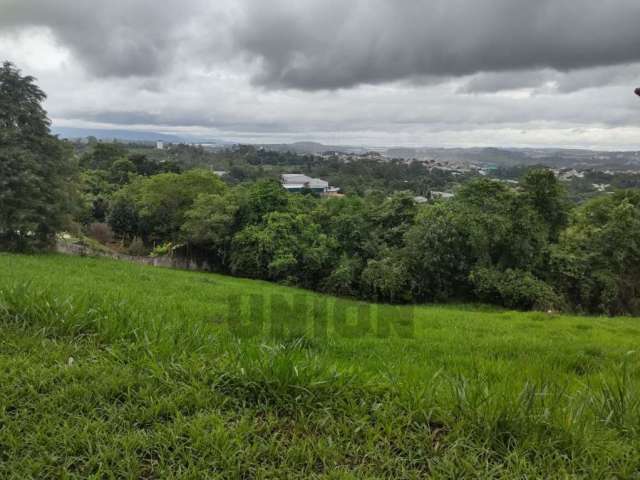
[108,169,226,243]
[0,62,75,251]
[521,168,569,241]
[181,191,241,267]
[230,211,336,287]
[552,190,640,314]
[80,142,127,171]
[237,180,289,226]
[404,202,481,301]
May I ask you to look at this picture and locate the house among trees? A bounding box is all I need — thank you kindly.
[431,191,455,200]
[280,174,332,194]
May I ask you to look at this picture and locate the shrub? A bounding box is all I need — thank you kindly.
[404,202,479,301]
[127,237,148,256]
[150,242,174,258]
[360,256,412,303]
[87,223,114,245]
[470,267,562,311]
[64,221,84,238]
[550,191,640,315]
[321,255,363,297]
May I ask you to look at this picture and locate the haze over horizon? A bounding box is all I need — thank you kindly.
[2,0,640,149]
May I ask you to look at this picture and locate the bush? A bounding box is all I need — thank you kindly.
[404,202,479,301]
[87,223,114,245]
[127,237,148,256]
[470,267,562,311]
[321,255,363,297]
[64,221,84,238]
[150,242,174,258]
[549,191,640,315]
[360,256,412,303]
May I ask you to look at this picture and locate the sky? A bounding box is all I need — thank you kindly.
[1,0,640,149]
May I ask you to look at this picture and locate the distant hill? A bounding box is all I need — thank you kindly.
[52,127,186,143]
[383,146,640,170]
[51,128,640,170]
[51,127,232,146]
[256,142,640,170]
[259,141,370,155]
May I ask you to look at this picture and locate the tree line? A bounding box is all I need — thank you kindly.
[2,62,640,315]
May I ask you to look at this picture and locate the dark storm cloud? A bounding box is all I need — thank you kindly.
[0,0,206,77]
[235,0,640,90]
[2,0,640,90]
[2,0,640,148]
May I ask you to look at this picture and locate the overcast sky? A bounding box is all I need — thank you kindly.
[2,0,640,149]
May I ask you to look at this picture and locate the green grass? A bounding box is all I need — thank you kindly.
[1,253,639,478]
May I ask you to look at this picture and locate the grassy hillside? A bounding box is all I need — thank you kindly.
[1,253,639,478]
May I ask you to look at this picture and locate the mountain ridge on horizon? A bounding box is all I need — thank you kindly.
[52,126,640,170]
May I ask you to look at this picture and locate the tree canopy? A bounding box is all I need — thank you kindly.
[4,62,640,314]
[0,62,75,251]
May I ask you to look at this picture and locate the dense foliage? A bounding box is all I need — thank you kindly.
[71,143,639,314]
[0,62,75,251]
[80,147,639,314]
[3,63,640,314]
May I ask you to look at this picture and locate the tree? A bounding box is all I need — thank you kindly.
[0,62,75,251]
[366,191,417,251]
[321,254,363,297]
[128,153,161,176]
[182,192,240,267]
[78,169,118,224]
[107,188,140,240]
[551,191,640,314]
[521,168,569,241]
[404,202,480,301]
[312,196,369,257]
[230,212,336,287]
[237,180,289,226]
[128,169,227,243]
[403,180,551,303]
[109,158,137,185]
[360,255,412,303]
[455,178,548,271]
[81,142,127,170]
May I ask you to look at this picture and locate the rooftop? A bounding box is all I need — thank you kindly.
[281,174,330,191]
[281,174,313,184]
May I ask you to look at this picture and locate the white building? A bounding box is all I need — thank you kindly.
[431,191,455,200]
[156,141,164,150]
[280,174,330,193]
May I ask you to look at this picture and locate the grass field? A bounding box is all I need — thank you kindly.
[1,253,640,478]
